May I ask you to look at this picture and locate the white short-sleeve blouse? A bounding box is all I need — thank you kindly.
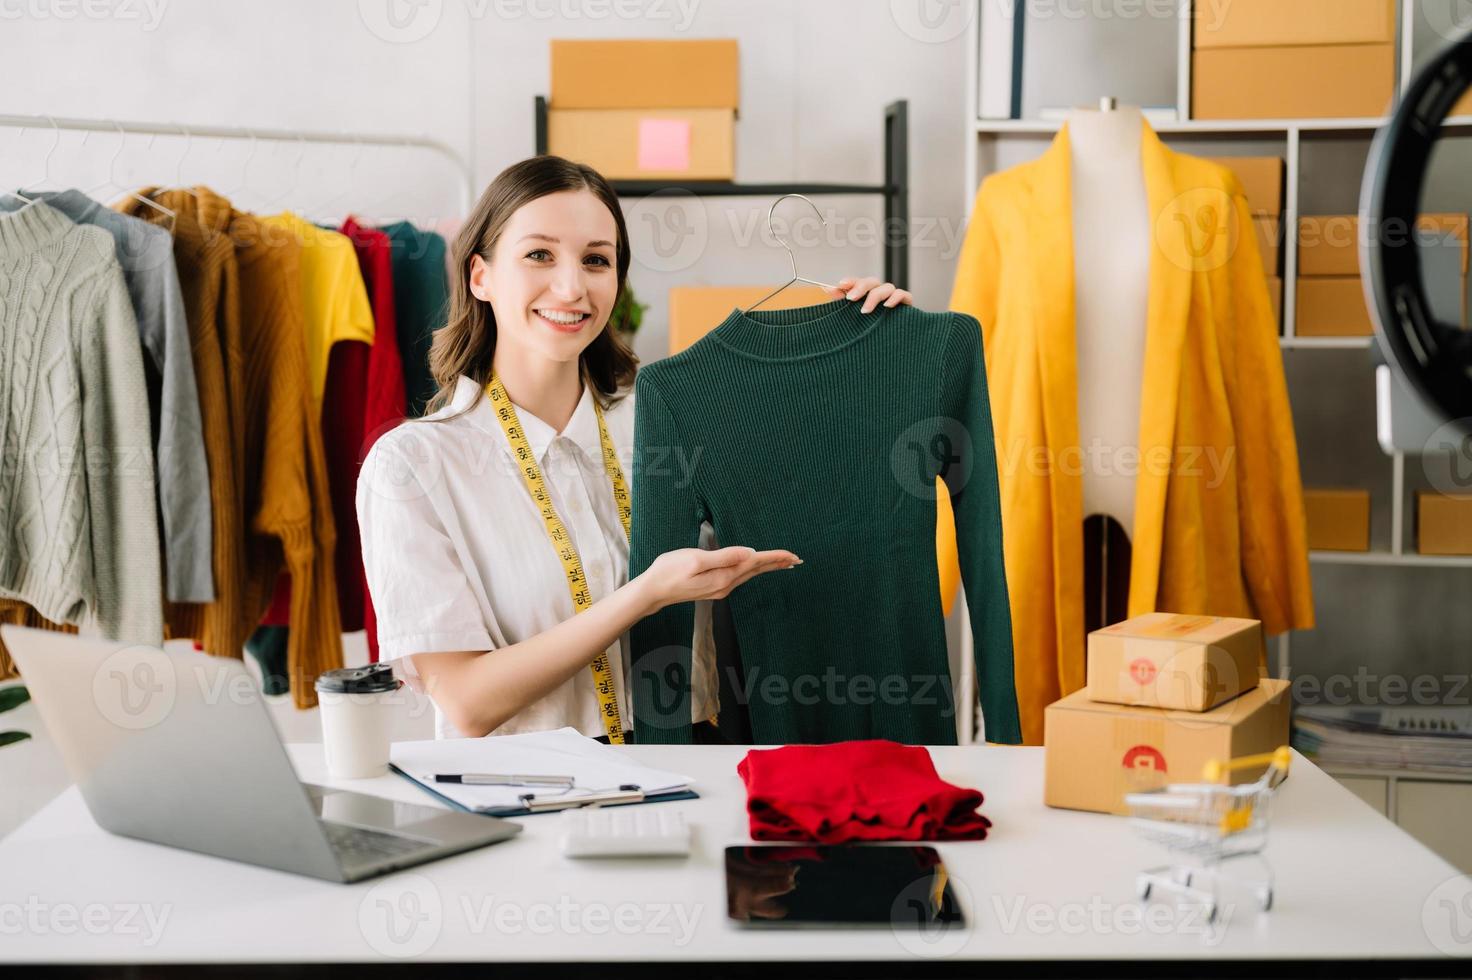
[356,373,717,739]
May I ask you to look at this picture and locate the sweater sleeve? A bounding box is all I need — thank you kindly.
[627,372,705,744]
[1222,192,1315,637]
[152,239,215,603]
[942,313,1021,744]
[80,265,164,645]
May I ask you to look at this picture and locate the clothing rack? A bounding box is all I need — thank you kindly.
[0,113,476,216]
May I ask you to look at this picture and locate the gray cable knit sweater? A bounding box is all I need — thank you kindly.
[0,189,213,604]
[0,200,162,644]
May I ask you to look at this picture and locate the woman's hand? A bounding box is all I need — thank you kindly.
[632,546,800,614]
[828,276,914,314]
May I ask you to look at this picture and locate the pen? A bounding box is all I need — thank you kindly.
[434,773,576,787]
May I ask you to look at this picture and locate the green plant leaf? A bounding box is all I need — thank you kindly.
[0,685,29,715]
[0,730,30,747]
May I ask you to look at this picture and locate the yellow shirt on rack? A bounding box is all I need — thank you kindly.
[259,211,374,400]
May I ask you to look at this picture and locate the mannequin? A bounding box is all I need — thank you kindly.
[1065,99,1150,630]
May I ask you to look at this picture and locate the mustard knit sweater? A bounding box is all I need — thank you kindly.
[120,188,342,707]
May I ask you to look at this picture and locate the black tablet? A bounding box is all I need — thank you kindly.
[724,844,965,929]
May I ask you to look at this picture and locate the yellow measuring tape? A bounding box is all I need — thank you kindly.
[486,373,631,743]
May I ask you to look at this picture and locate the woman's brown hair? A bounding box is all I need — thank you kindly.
[422,155,638,419]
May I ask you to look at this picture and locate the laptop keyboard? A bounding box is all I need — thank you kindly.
[322,821,436,864]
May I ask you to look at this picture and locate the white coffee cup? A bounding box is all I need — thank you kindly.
[316,664,402,779]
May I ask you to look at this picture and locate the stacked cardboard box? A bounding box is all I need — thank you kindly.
[1303,488,1371,551]
[1045,613,1290,815]
[1209,156,1284,323]
[1192,0,1397,120]
[548,40,739,180]
[1418,492,1472,555]
[1297,213,1469,336]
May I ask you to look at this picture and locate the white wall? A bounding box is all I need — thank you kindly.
[0,0,975,362]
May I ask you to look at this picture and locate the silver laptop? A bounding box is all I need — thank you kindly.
[2,625,521,883]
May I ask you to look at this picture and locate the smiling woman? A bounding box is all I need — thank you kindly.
[355,155,908,743]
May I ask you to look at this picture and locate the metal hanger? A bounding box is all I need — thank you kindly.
[3,115,61,205]
[307,131,364,226]
[215,128,258,201]
[145,121,204,205]
[257,132,306,216]
[78,122,177,230]
[742,193,840,314]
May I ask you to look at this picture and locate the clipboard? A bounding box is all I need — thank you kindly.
[391,763,699,817]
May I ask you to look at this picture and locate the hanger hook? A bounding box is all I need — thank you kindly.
[171,121,192,187]
[766,193,826,281]
[38,115,62,191]
[108,120,127,189]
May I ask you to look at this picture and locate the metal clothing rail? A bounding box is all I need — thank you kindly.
[0,112,476,215]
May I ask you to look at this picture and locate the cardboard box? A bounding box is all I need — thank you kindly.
[548,108,735,181]
[1255,215,1281,277]
[1210,156,1284,216]
[1044,679,1292,815]
[668,285,833,354]
[1087,613,1263,712]
[551,40,739,111]
[1193,0,1396,49]
[1304,488,1371,551]
[1299,213,1471,278]
[1418,492,1472,555]
[1192,43,1396,120]
[1296,276,1374,336]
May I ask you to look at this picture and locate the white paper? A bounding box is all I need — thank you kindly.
[391,727,693,812]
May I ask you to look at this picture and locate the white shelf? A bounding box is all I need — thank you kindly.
[1309,550,1472,568]
[1280,336,1374,349]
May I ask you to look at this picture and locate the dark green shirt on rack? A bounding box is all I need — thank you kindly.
[628,299,1021,745]
[380,221,448,418]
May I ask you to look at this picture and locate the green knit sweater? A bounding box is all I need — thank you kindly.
[629,299,1020,745]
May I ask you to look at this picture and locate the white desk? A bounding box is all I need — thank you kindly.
[2,745,1469,970]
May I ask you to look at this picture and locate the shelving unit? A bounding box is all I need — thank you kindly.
[533,96,911,288]
[961,0,1472,713]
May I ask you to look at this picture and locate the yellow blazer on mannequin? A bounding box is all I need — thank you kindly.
[949,122,1314,745]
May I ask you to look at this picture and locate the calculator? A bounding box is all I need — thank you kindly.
[559,806,692,858]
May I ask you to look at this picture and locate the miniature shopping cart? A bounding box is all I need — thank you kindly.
[1125,746,1292,924]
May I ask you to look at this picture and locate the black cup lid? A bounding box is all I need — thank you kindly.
[315,663,400,694]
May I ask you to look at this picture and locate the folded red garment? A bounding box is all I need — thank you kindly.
[736,741,992,843]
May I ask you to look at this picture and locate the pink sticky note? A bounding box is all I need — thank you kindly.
[637,118,692,172]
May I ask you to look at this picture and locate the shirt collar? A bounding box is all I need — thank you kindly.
[456,374,604,464]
